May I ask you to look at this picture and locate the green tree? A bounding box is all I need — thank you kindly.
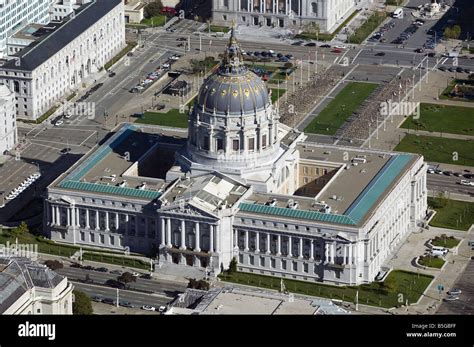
[118,272,137,287]
[304,22,320,39]
[44,260,63,271]
[12,221,29,236]
[444,25,461,40]
[144,1,163,19]
[73,290,93,315]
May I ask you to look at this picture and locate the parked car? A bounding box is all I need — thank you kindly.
[305,42,317,47]
[70,262,82,268]
[54,120,64,126]
[443,295,459,302]
[331,48,342,53]
[102,298,116,305]
[460,180,472,186]
[105,279,126,289]
[375,52,386,56]
[94,267,108,273]
[319,44,331,48]
[92,296,102,302]
[108,72,116,77]
[158,306,167,313]
[447,288,462,296]
[131,272,140,277]
[292,40,304,46]
[110,270,122,275]
[141,305,156,311]
[140,274,152,280]
[83,265,94,271]
[119,301,135,308]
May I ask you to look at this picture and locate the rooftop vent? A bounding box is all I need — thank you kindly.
[265,198,277,207]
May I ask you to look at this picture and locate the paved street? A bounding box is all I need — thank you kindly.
[437,259,474,314]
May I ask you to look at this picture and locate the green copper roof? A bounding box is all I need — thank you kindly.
[238,203,357,225]
[59,180,161,200]
[344,154,412,223]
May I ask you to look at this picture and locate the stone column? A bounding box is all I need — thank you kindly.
[160,219,165,246]
[125,214,129,234]
[277,234,281,255]
[343,244,347,265]
[49,205,55,226]
[105,212,110,231]
[244,230,249,251]
[324,242,329,262]
[214,225,219,252]
[310,239,314,260]
[255,231,260,253]
[115,213,119,231]
[266,233,271,254]
[95,210,99,230]
[67,208,71,227]
[85,209,90,229]
[348,243,353,265]
[234,229,238,248]
[209,225,214,253]
[180,220,186,250]
[195,221,201,252]
[57,206,61,226]
[288,236,292,257]
[166,218,172,247]
[330,242,335,264]
[299,237,303,259]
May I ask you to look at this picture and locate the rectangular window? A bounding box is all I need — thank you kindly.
[217,138,224,150]
[80,232,85,241]
[233,139,239,151]
[110,235,114,245]
[281,260,287,270]
[249,255,254,265]
[262,134,267,149]
[100,234,105,244]
[90,233,95,243]
[303,263,308,273]
[203,136,210,150]
[292,261,297,271]
[248,138,255,151]
[271,258,276,268]
[260,256,265,266]
[303,166,308,174]
[303,177,309,184]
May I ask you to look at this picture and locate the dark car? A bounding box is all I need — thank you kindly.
[456,67,464,73]
[427,52,436,57]
[438,66,447,71]
[443,171,453,176]
[375,52,385,56]
[70,262,82,268]
[83,265,94,271]
[305,42,317,47]
[94,267,108,273]
[119,301,135,308]
[414,48,424,53]
[140,274,152,280]
[108,72,116,77]
[102,298,116,305]
[277,53,283,58]
[105,279,126,289]
[285,54,294,59]
[92,296,102,302]
[292,40,304,46]
[320,44,331,48]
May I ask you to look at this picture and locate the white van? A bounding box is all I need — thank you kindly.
[392,8,403,18]
[430,246,448,257]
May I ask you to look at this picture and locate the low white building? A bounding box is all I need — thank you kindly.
[50,0,81,22]
[0,85,16,154]
[0,0,126,121]
[124,0,146,24]
[0,256,73,315]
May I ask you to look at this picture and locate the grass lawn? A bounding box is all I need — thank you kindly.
[83,252,149,270]
[269,88,286,104]
[428,197,474,231]
[210,25,230,33]
[394,134,474,166]
[141,15,166,27]
[418,256,445,269]
[135,109,189,128]
[219,269,433,308]
[400,103,474,135]
[431,235,460,249]
[348,11,386,44]
[304,82,378,135]
[440,79,474,102]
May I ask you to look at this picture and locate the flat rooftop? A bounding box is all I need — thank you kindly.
[1,0,121,71]
[52,124,187,201]
[240,144,417,227]
[9,24,45,41]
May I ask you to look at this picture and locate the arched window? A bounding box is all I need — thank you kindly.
[311,2,318,15]
[13,80,20,92]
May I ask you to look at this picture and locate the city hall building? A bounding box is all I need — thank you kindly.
[44,31,428,285]
[0,0,125,121]
[211,0,355,33]
[0,84,16,154]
